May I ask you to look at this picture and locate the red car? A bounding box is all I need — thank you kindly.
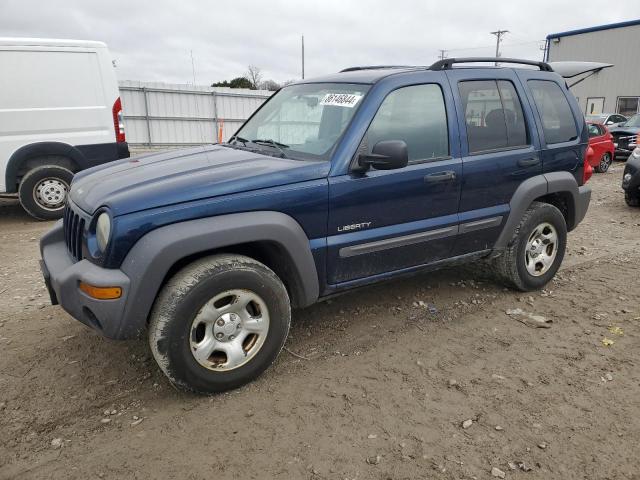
[587,121,615,173]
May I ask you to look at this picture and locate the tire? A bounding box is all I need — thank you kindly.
[595,152,612,173]
[149,254,291,394]
[625,191,640,207]
[18,164,73,220]
[492,202,567,291]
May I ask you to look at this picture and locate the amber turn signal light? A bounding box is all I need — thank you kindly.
[79,282,122,300]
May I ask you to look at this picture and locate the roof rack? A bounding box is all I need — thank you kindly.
[429,57,553,72]
[340,65,417,73]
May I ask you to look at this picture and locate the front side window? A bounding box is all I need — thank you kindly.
[362,84,449,162]
[459,80,529,153]
[234,83,370,160]
[528,80,578,144]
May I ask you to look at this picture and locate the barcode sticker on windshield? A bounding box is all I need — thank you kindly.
[320,93,363,108]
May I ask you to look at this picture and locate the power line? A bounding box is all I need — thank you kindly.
[490,29,509,65]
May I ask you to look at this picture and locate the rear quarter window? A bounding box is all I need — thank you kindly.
[528,80,578,144]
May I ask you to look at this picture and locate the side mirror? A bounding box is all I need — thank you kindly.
[605,120,614,125]
[358,140,409,171]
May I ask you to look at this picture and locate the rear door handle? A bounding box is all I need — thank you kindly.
[518,157,540,167]
[424,171,456,184]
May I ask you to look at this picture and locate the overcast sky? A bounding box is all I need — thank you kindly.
[1,1,637,85]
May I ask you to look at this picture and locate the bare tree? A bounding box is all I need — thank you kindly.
[246,65,263,90]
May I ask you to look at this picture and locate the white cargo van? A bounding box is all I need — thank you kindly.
[0,38,128,219]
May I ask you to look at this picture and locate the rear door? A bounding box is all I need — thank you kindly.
[326,73,462,285]
[445,69,542,256]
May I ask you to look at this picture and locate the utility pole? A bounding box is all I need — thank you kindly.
[438,49,448,60]
[301,35,305,79]
[490,30,509,65]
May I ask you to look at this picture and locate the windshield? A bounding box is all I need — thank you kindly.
[623,114,640,127]
[233,83,370,160]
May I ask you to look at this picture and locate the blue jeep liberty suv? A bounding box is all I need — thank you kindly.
[40,58,592,393]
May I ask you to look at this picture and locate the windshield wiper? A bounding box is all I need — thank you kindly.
[252,139,290,158]
[228,135,249,146]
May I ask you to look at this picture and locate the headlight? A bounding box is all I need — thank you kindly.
[624,173,632,183]
[632,148,640,159]
[96,213,112,252]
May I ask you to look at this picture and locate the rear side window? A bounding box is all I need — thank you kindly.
[459,80,528,153]
[587,124,601,137]
[364,84,449,162]
[528,80,578,144]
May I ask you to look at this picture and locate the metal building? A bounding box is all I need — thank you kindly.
[546,19,640,117]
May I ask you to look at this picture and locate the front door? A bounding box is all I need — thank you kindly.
[326,78,462,285]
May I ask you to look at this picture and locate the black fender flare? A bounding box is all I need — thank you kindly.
[493,172,590,250]
[5,142,87,193]
[116,211,320,338]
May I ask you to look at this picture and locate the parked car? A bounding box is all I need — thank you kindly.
[587,122,615,172]
[585,113,628,128]
[609,114,640,159]
[0,38,129,220]
[40,57,592,394]
[622,147,640,206]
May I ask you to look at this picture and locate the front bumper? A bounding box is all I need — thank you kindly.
[622,155,640,191]
[40,220,131,339]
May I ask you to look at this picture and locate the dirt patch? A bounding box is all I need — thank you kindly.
[1,166,639,479]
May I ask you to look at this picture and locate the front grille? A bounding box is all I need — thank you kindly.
[63,204,86,261]
[614,134,634,151]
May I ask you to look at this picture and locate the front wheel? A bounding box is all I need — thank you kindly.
[595,152,612,173]
[492,202,567,291]
[149,254,291,394]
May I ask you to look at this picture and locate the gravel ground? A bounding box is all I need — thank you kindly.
[1,165,639,480]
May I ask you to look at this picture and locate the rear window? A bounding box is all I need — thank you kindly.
[528,80,578,144]
[458,80,528,153]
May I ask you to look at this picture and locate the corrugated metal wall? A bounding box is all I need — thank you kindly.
[547,23,640,116]
[119,80,272,147]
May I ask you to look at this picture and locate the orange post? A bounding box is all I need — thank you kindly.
[218,119,224,143]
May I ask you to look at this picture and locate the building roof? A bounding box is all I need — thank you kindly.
[547,19,640,40]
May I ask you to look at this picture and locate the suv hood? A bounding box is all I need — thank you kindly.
[70,145,329,216]
[609,126,640,135]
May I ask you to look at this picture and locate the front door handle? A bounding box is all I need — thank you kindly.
[424,171,456,184]
[518,157,540,167]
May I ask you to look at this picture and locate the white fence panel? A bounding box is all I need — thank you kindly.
[118,80,272,147]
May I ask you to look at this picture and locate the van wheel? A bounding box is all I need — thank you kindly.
[492,202,567,291]
[149,254,291,394]
[18,165,73,220]
[595,152,612,173]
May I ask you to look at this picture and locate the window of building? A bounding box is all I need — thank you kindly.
[528,80,578,144]
[458,80,528,153]
[364,84,449,162]
[616,97,640,118]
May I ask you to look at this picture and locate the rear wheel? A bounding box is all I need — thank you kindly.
[595,152,612,173]
[18,164,73,220]
[149,254,291,394]
[492,202,567,291]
